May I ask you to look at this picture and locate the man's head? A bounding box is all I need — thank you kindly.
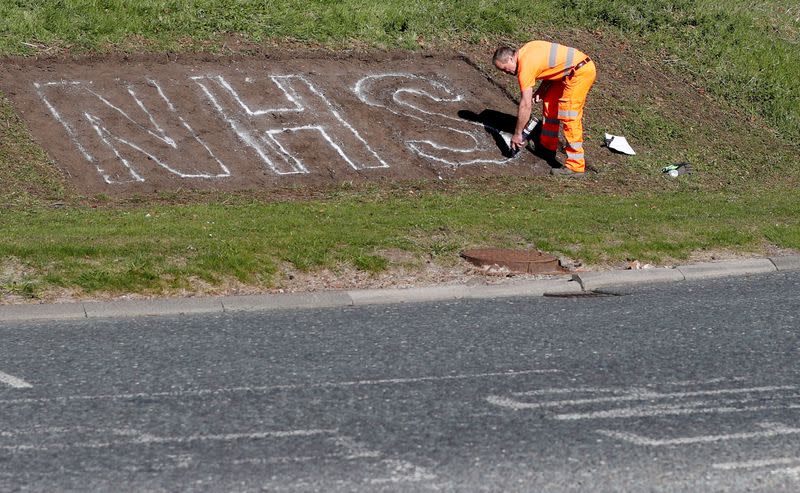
[493,46,517,75]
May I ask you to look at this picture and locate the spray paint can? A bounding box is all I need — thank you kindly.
[510,117,540,157]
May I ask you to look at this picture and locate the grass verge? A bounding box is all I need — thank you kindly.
[2,1,798,142]
[2,186,798,300]
[0,94,68,207]
[0,1,797,299]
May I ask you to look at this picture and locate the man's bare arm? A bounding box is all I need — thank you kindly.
[512,87,534,149]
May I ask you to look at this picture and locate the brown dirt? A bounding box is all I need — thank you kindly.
[2,32,795,204]
[0,50,563,197]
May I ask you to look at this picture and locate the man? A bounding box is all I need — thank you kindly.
[493,41,596,177]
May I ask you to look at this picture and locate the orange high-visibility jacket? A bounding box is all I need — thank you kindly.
[516,40,590,90]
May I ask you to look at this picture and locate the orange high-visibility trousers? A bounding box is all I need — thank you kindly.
[539,61,596,172]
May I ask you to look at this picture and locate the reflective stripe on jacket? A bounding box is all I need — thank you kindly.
[517,40,589,90]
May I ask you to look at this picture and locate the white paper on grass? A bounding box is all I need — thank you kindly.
[604,133,636,155]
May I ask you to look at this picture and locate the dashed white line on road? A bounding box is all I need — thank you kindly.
[514,377,748,397]
[597,421,800,446]
[552,401,800,421]
[0,371,32,389]
[486,381,800,419]
[369,459,437,484]
[493,385,797,410]
[774,466,800,480]
[0,428,337,453]
[713,457,800,471]
[0,368,557,405]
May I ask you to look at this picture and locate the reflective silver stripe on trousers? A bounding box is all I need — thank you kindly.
[548,43,559,68]
[544,117,560,125]
[567,142,583,150]
[566,152,585,160]
[558,110,579,118]
[541,129,559,137]
[563,47,575,77]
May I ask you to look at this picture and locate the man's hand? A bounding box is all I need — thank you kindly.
[533,81,551,104]
[511,132,526,150]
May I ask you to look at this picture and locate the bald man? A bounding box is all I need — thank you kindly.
[494,41,596,177]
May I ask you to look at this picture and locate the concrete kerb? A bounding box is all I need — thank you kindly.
[219,292,352,312]
[572,268,685,291]
[770,255,800,272]
[347,277,581,306]
[0,256,798,323]
[83,297,224,319]
[678,258,776,280]
[572,255,800,291]
[0,302,87,322]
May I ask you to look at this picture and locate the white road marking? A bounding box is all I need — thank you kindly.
[596,421,800,446]
[713,457,800,471]
[774,466,800,479]
[230,433,382,466]
[513,377,748,397]
[0,368,557,405]
[165,454,193,469]
[552,401,800,421]
[0,428,336,452]
[492,385,797,410]
[0,426,132,437]
[231,451,383,466]
[211,432,437,486]
[487,381,800,419]
[662,377,749,386]
[232,455,321,465]
[0,371,32,389]
[369,459,437,484]
[329,434,384,460]
[513,379,760,400]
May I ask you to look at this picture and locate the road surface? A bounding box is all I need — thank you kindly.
[1,272,798,491]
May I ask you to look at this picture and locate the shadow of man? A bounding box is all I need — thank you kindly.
[458,109,542,158]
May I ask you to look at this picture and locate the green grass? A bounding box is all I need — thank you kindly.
[0,94,68,207]
[1,1,798,142]
[0,1,798,298]
[1,187,799,298]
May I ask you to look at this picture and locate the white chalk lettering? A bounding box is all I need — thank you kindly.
[192,74,388,175]
[35,80,230,184]
[354,73,512,168]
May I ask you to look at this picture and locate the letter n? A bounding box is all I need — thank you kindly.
[35,79,230,184]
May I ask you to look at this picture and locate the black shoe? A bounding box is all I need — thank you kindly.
[550,166,585,178]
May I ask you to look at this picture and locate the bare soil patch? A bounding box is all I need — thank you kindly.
[0,51,557,197]
[3,34,788,202]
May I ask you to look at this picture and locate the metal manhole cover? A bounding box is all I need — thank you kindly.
[460,248,567,274]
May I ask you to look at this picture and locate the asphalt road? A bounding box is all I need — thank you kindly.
[1,272,799,492]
